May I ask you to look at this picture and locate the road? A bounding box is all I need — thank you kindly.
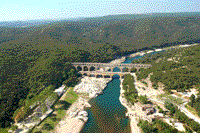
[133,72,200,124]
[151,97,200,124]
[179,102,200,124]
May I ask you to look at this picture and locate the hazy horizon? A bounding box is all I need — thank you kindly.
[1,0,200,22]
[1,11,200,23]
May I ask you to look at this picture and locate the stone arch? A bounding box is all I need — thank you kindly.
[122,67,130,72]
[83,73,87,76]
[77,73,82,78]
[96,67,100,71]
[104,75,111,78]
[90,74,95,77]
[77,66,82,71]
[83,66,89,71]
[130,67,137,72]
[113,67,121,72]
[112,74,120,79]
[90,66,95,71]
[96,75,103,78]
[107,68,112,72]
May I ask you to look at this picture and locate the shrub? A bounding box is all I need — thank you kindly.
[34,131,42,133]
[11,125,18,131]
[159,108,163,113]
[42,123,54,131]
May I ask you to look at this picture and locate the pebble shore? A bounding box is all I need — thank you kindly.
[55,44,197,133]
[55,76,111,133]
[74,76,111,98]
[55,57,128,133]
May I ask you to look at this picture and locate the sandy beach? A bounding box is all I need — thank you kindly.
[129,43,198,58]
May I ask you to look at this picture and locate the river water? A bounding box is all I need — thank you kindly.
[80,50,165,133]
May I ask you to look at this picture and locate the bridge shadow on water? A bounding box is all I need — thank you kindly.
[112,74,120,79]
[113,67,121,72]
[112,67,121,79]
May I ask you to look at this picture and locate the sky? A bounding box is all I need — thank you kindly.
[0,0,200,21]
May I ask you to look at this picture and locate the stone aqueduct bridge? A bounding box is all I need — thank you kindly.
[72,62,152,79]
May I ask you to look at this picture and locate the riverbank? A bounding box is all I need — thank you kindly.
[109,56,126,64]
[119,78,142,133]
[103,56,126,71]
[54,77,111,133]
[54,56,127,133]
[129,43,198,57]
[55,43,199,133]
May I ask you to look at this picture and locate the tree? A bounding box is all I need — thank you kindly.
[187,120,200,132]
[175,110,187,123]
[159,108,163,113]
[34,131,42,133]
[42,123,54,131]
[127,93,138,105]
[130,67,137,73]
[189,94,195,107]
[124,68,129,72]
[11,125,18,131]
[183,124,193,133]
[138,95,148,104]
[137,119,156,133]
[165,101,176,115]
[136,68,150,80]
[18,99,25,106]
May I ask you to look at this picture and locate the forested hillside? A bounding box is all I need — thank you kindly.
[134,44,200,92]
[1,12,200,128]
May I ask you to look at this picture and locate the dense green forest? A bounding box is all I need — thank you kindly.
[1,12,200,128]
[135,44,200,93]
[134,44,200,123]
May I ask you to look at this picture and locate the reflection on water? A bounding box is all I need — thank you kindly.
[80,78,131,133]
[81,50,167,133]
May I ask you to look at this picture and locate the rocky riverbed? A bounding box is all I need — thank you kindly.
[109,56,126,65]
[74,76,111,98]
[103,56,126,71]
[55,76,111,133]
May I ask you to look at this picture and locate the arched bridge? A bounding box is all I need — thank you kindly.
[72,62,152,79]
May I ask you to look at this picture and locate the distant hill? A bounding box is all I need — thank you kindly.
[0,20,59,28]
[1,11,200,46]
[1,12,200,28]
[76,12,200,22]
[0,18,85,28]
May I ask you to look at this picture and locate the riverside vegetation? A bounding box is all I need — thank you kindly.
[131,44,200,133]
[1,12,200,131]
[31,87,79,133]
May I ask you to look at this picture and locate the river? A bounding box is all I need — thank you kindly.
[80,50,165,133]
